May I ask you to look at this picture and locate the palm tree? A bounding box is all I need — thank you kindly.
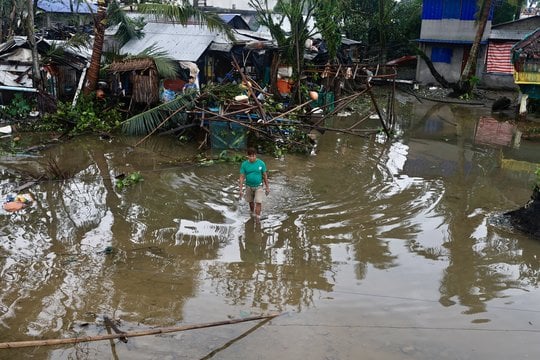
[251,0,341,104]
[83,1,233,95]
[83,0,108,95]
[27,0,43,92]
[250,0,317,76]
[456,0,494,96]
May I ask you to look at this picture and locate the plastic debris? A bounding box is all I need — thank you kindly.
[0,125,12,134]
[3,193,33,212]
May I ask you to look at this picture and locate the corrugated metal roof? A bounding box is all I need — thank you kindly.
[120,23,218,62]
[235,29,273,41]
[491,15,540,29]
[490,29,536,41]
[0,66,33,87]
[37,0,97,14]
[219,14,239,23]
[218,14,250,30]
[0,36,27,54]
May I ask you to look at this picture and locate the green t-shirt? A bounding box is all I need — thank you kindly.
[240,159,267,187]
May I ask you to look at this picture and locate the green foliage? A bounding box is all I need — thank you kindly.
[313,0,344,59]
[256,124,313,156]
[44,33,92,65]
[262,97,285,114]
[121,92,197,135]
[250,0,316,75]
[115,171,144,190]
[1,94,34,120]
[458,76,480,100]
[39,95,122,134]
[492,0,530,25]
[107,0,145,45]
[0,137,22,155]
[469,75,480,88]
[200,83,244,105]
[535,167,540,187]
[197,150,245,166]
[342,0,421,59]
[115,44,180,79]
[137,3,235,41]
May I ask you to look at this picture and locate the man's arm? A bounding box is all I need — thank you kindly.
[263,171,269,195]
[239,173,245,197]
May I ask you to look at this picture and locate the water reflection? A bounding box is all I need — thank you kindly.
[403,102,539,315]
[1,101,540,358]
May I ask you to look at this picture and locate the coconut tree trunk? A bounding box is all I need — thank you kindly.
[84,0,107,95]
[0,1,4,42]
[27,0,43,92]
[456,0,493,95]
[378,0,387,64]
[8,0,19,40]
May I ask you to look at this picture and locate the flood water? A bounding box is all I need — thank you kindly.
[1,95,540,359]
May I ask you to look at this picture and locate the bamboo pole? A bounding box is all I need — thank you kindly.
[265,99,312,124]
[231,56,268,121]
[367,87,390,137]
[0,314,279,349]
[194,106,269,136]
[205,105,258,120]
[311,91,365,128]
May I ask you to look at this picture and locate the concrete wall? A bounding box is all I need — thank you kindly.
[420,19,490,42]
[416,44,467,84]
[416,17,492,86]
[416,44,492,87]
[481,73,519,89]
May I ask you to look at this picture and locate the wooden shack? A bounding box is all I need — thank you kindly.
[108,58,159,105]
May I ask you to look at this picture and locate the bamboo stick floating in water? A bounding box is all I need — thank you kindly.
[0,314,279,349]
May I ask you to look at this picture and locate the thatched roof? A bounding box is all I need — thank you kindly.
[108,58,156,73]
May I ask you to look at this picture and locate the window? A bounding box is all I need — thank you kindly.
[431,47,453,63]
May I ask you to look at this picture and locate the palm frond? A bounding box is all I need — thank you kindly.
[44,32,91,62]
[44,42,65,60]
[126,44,180,79]
[137,3,235,41]
[107,1,145,45]
[121,93,197,135]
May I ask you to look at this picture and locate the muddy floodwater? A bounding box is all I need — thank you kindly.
[1,96,540,360]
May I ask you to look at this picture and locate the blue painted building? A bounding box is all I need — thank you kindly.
[416,0,493,85]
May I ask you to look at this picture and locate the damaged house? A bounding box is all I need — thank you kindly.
[0,36,90,106]
[107,13,275,107]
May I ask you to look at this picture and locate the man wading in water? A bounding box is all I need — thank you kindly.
[239,147,270,219]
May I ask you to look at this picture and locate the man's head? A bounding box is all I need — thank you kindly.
[247,147,257,162]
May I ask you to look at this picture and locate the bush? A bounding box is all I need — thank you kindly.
[0,93,34,120]
[38,94,122,134]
